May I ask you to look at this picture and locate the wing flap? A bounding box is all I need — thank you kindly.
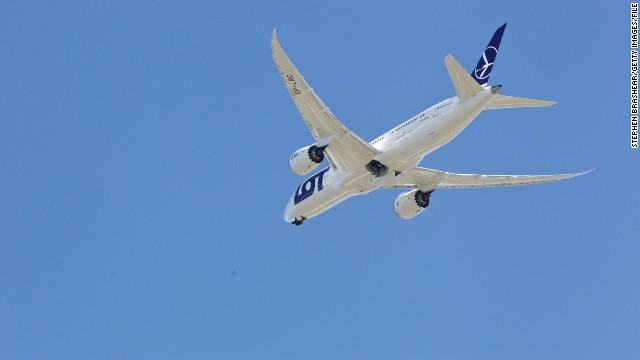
[326,132,378,171]
[386,167,445,190]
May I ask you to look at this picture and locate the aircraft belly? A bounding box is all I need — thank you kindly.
[293,167,394,220]
[295,186,351,219]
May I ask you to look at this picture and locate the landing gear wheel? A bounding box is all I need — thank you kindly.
[291,216,307,226]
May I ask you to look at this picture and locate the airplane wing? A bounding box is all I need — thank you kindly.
[386,166,592,190]
[272,30,379,172]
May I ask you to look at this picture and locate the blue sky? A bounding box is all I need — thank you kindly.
[0,1,637,359]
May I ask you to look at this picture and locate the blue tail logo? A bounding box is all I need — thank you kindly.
[471,23,507,86]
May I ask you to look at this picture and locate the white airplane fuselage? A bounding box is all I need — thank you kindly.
[284,87,495,223]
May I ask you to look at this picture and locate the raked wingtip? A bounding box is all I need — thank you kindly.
[572,168,595,177]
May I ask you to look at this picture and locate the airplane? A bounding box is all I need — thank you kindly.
[273,24,590,226]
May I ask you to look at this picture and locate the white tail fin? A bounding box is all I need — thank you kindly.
[484,94,557,109]
[444,54,484,101]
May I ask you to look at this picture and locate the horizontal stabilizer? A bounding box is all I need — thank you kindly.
[444,54,484,101]
[485,94,557,109]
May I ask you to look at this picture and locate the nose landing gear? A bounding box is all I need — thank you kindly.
[291,216,307,226]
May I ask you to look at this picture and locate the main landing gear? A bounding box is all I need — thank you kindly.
[365,160,389,177]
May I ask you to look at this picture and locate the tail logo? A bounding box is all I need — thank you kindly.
[474,46,498,80]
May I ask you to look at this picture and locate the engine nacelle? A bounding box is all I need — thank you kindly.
[394,189,434,219]
[288,145,327,175]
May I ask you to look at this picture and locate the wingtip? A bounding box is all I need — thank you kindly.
[569,168,595,178]
[271,28,280,51]
[443,54,455,64]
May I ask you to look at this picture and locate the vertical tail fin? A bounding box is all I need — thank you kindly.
[471,23,507,86]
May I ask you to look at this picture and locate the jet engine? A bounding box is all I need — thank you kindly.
[288,144,327,175]
[394,189,434,219]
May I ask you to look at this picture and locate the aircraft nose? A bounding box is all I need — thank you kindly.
[284,196,295,222]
